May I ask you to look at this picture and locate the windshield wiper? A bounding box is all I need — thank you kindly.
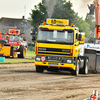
[56,40,73,43]
[47,39,56,42]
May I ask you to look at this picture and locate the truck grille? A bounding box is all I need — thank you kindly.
[38,47,70,56]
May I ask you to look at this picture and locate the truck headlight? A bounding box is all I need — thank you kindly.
[67,60,72,63]
[36,58,41,61]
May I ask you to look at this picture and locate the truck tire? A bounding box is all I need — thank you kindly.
[36,66,44,73]
[10,47,14,58]
[71,60,79,76]
[18,46,26,58]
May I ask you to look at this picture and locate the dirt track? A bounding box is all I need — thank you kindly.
[0,61,100,100]
[5,57,34,61]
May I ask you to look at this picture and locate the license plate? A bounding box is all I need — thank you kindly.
[49,57,59,60]
[48,62,58,65]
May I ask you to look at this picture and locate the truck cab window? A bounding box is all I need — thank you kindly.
[37,29,74,43]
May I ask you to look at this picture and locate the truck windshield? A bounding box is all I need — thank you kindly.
[37,29,74,44]
[1,34,6,38]
[10,35,19,41]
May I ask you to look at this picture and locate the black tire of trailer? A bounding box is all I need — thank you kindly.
[36,66,44,73]
[80,57,89,74]
[18,46,26,58]
[10,47,14,58]
[71,60,79,76]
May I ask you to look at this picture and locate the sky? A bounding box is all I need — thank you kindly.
[0,0,93,19]
[71,0,93,19]
[0,0,41,19]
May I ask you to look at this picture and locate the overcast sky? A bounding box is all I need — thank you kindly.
[0,0,93,19]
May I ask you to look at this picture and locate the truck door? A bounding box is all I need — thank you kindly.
[74,30,80,57]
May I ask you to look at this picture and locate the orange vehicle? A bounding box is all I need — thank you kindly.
[84,0,100,73]
[88,0,100,43]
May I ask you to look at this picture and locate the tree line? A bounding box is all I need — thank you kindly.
[30,0,95,37]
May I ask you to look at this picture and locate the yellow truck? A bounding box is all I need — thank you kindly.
[33,18,89,76]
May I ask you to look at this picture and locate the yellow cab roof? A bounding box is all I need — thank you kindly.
[39,25,79,31]
[39,18,79,31]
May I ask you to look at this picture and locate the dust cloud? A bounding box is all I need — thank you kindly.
[44,0,57,18]
[71,0,93,19]
[81,0,93,6]
[44,0,94,19]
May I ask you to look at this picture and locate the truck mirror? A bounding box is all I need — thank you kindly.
[30,33,34,35]
[78,34,82,41]
[76,33,78,39]
[32,35,36,41]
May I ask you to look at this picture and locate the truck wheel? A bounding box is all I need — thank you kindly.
[36,66,44,73]
[18,46,26,58]
[10,47,14,58]
[71,60,79,76]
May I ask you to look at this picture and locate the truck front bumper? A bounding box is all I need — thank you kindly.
[35,61,76,70]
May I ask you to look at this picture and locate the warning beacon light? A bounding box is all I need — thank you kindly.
[46,18,69,25]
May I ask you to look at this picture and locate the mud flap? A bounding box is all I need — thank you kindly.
[95,53,100,73]
[10,47,14,56]
[79,56,89,74]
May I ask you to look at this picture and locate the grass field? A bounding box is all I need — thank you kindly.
[4,60,35,63]
[0,51,35,63]
[26,51,36,57]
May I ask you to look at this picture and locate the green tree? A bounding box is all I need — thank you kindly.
[85,13,95,32]
[73,13,91,37]
[52,0,75,25]
[30,0,91,37]
[30,2,48,28]
[30,1,48,42]
[88,36,94,43]
[52,0,91,37]
[80,20,91,37]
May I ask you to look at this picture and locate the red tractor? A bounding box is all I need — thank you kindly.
[0,29,27,58]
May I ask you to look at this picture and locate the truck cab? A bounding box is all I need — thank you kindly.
[34,19,88,76]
